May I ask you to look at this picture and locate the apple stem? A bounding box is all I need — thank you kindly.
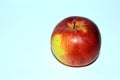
[73,19,76,29]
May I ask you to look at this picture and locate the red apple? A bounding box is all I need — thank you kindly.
[51,16,101,67]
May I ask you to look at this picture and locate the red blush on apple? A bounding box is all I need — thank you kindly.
[51,16,101,67]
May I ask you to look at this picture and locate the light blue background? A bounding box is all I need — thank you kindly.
[0,0,120,80]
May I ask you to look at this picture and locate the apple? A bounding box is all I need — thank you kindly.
[50,16,101,67]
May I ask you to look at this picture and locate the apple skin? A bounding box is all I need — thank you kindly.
[51,16,101,67]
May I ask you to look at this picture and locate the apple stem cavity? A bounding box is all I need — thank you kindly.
[73,19,76,29]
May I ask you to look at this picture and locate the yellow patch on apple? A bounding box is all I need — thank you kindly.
[51,34,65,59]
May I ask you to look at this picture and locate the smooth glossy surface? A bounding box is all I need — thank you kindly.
[51,16,101,67]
